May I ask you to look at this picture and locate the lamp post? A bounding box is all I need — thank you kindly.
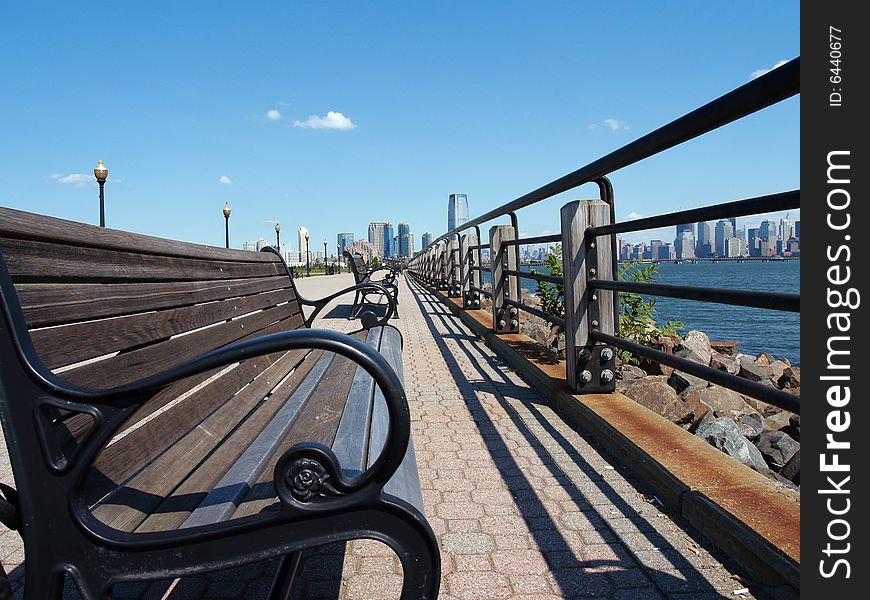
[275,222,281,252]
[305,232,310,277]
[222,203,231,248]
[323,239,328,274]
[93,160,108,227]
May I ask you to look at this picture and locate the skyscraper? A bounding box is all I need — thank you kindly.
[696,222,712,257]
[298,227,310,263]
[368,222,389,257]
[714,219,733,257]
[759,220,778,241]
[383,222,395,258]
[337,232,354,254]
[398,223,411,258]
[421,232,434,249]
[448,194,469,236]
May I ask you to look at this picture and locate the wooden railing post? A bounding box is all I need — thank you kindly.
[460,232,481,309]
[489,225,519,334]
[561,200,616,393]
[447,239,461,297]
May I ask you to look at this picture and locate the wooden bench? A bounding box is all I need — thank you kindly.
[343,251,400,319]
[0,207,439,599]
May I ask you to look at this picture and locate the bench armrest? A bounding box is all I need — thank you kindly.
[300,281,397,328]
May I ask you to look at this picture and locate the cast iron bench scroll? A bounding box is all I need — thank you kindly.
[0,207,439,599]
[343,250,400,319]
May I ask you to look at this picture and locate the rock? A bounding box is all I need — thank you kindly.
[756,430,800,468]
[695,417,769,472]
[696,385,755,419]
[522,316,551,346]
[710,351,740,375]
[621,376,694,424]
[710,341,739,356]
[756,352,776,367]
[779,449,800,484]
[677,330,712,366]
[668,370,709,394]
[784,414,800,442]
[642,361,674,378]
[617,364,647,380]
[737,413,764,439]
[778,366,801,389]
[762,411,792,433]
[768,360,790,385]
[737,356,772,383]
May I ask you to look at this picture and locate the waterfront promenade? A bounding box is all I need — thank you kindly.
[2,273,763,599]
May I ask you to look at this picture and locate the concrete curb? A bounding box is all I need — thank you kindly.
[418,281,800,596]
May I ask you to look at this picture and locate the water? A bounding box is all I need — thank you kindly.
[482,261,800,366]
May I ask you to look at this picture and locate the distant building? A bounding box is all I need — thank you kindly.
[759,220,778,242]
[780,216,795,241]
[368,222,389,257]
[383,222,395,258]
[448,194,469,237]
[421,232,434,249]
[337,232,354,255]
[398,223,412,258]
[650,239,663,259]
[347,239,377,263]
[714,219,734,257]
[696,221,712,257]
[675,231,694,260]
[795,221,800,238]
[725,237,744,257]
[747,228,761,257]
[298,227,310,262]
[242,239,260,252]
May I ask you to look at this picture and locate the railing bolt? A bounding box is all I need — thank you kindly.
[589,268,597,277]
[474,299,480,307]
[509,307,518,316]
[498,320,506,329]
[510,319,518,329]
[591,319,599,328]
[592,294,598,301]
[590,241,596,249]
[578,349,591,362]
[580,370,593,383]
[601,347,614,361]
[601,369,614,383]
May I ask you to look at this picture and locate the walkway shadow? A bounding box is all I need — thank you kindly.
[406,278,749,599]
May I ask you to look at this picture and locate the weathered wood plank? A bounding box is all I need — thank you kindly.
[31,288,296,369]
[0,238,283,284]
[60,305,302,389]
[90,348,320,532]
[0,206,278,263]
[17,276,293,328]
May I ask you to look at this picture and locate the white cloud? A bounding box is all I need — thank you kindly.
[266,109,282,121]
[219,175,233,185]
[751,59,788,79]
[603,118,629,131]
[50,173,92,189]
[626,211,643,220]
[293,111,356,130]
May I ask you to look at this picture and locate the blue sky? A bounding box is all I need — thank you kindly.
[0,1,799,251]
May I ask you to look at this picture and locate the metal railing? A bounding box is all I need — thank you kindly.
[408,57,799,414]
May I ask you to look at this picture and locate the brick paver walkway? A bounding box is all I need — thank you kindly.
[2,273,761,599]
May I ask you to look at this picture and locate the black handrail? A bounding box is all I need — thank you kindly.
[590,280,799,312]
[587,190,799,238]
[504,298,565,329]
[504,269,563,285]
[502,234,562,247]
[425,57,798,248]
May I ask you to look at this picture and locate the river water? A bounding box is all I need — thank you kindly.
[482,260,800,366]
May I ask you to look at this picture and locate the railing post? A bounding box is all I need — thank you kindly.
[489,225,519,334]
[460,232,481,309]
[447,239,461,297]
[561,199,616,393]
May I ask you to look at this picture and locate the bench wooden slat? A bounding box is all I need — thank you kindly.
[16,276,293,328]
[178,349,341,529]
[83,350,309,506]
[230,329,380,519]
[60,304,302,389]
[0,238,284,284]
[90,346,318,532]
[0,206,278,263]
[32,288,296,369]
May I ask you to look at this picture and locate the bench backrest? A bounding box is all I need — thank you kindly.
[344,251,370,285]
[0,206,304,389]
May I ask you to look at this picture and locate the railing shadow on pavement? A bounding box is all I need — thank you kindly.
[406,276,754,598]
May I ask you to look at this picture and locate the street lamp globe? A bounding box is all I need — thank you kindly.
[223,203,231,219]
[94,160,108,183]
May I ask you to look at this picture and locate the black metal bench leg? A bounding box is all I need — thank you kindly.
[266,552,302,600]
[377,508,440,600]
[349,290,363,319]
[23,567,64,600]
